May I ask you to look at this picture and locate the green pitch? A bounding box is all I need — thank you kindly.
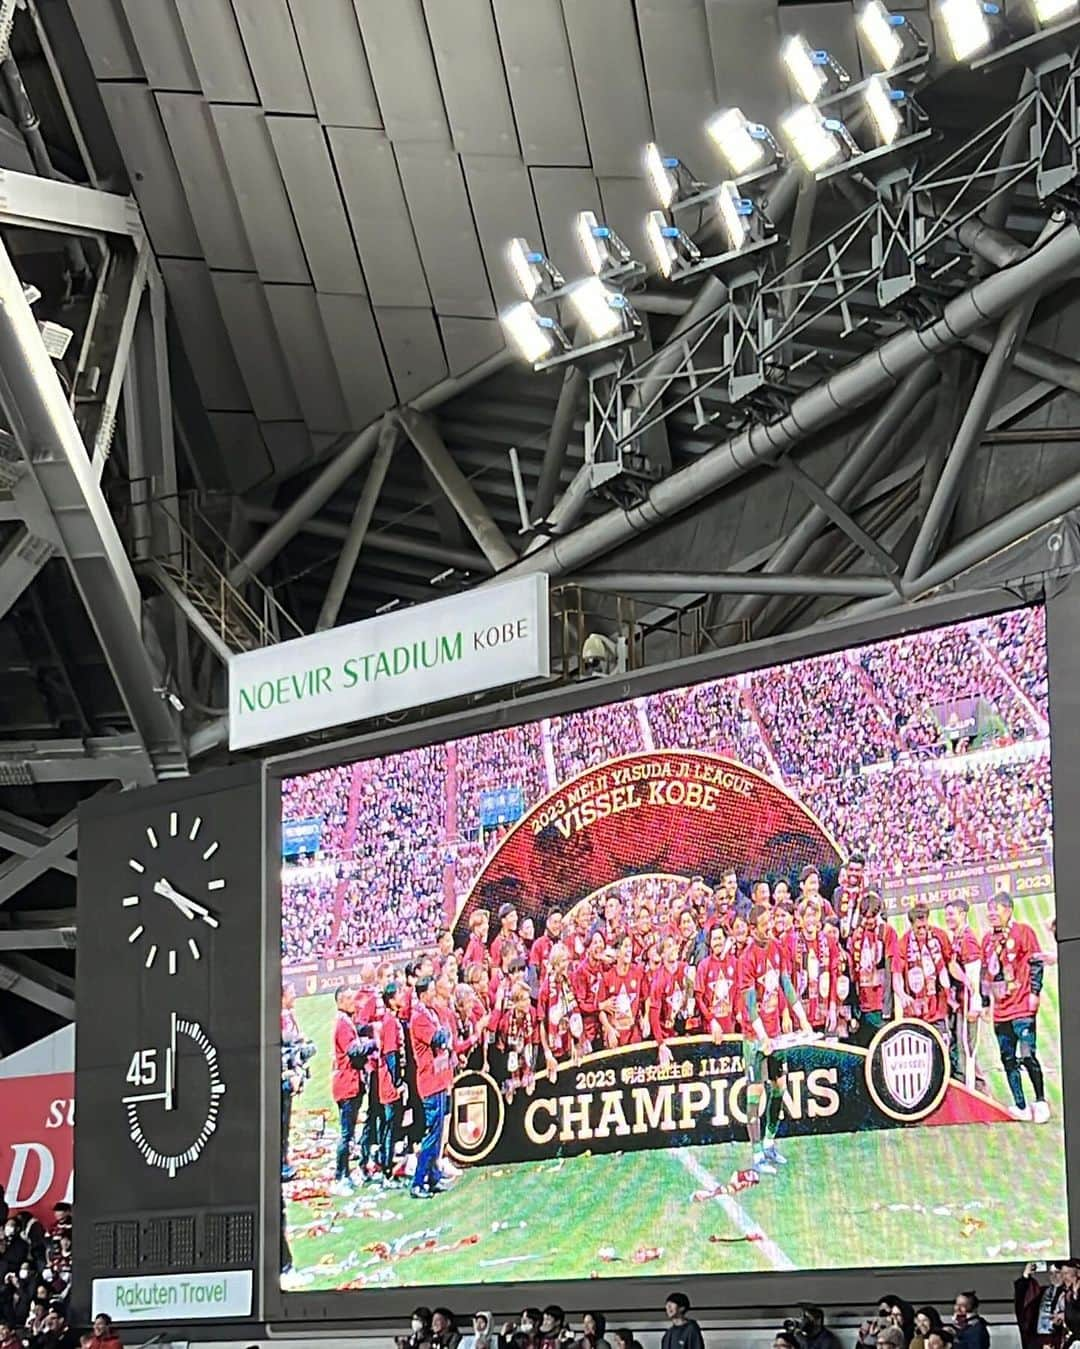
[283,894,1067,1291]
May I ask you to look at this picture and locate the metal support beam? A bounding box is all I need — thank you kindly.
[533,365,584,523]
[0,926,76,951]
[395,407,516,570]
[0,236,186,775]
[0,808,76,906]
[966,330,1080,396]
[498,222,1080,585]
[775,458,901,577]
[232,348,512,584]
[317,419,397,631]
[0,735,150,785]
[906,298,1036,580]
[569,571,896,597]
[728,362,939,628]
[242,505,491,574]
[0,164,140,237]
[0,957,74,1018]
[0,524,53,618]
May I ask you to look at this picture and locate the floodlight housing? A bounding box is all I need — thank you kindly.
[1033,0,1078,20]
[781,104,857,172]
[781,34,850,102]
[938,0,1000,60]
[707,108,781,176]
[644,211,700,278]
[566,276,627,341]
[506,237,563,300]
[716,181,755,252]
[575,210,633,276]
[502,301,557,364]
[858,1,907,69]
[864,74,906,145]
[644,142,680,208]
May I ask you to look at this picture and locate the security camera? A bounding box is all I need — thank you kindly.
[581,632,619,677]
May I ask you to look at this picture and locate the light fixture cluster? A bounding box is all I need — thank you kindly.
[499,0,1079,364]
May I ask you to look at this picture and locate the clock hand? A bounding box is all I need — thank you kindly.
[154,877,196,919]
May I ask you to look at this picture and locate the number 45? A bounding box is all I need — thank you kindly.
[126,1049,157,1087]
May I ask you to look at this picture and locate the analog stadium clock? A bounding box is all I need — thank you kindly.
[121,808,227,974]
[121,1011,227,1177]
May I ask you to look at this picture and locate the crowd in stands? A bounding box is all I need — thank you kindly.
[281,610,1052,970]
[749,658,896,781]
[548,702,643,780]
[648,680,773,776]
[0,1199,119,1349]
[389,1273,1080,1349]
[455,724,550,838]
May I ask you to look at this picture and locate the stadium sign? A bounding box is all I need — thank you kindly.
[91,1269,253,1321]
[229,575,549,749]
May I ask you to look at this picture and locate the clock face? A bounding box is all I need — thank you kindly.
[122,808,226,973]
[122,1011,227,1177]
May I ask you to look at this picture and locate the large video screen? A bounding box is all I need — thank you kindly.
[278,606,1065,1292]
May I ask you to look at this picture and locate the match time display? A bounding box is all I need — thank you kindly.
[278,605,1065,1292]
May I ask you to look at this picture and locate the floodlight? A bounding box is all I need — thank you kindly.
[858,1,906,70]
[864,74,905,145]
[707,107,781,175]
[717,181,754,252]
[1034,0,1078,20]
[566,276,624,341]
[782,35,830,102]
[644,210,700,278]
[938,0,999,60]
[781,104,856,173]
[644,142,680,208]
[506,237,563,300]
[502,301,556,364]
[575,210,632,275]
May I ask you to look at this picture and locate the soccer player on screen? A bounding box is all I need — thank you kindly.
[982,894,1049,1122]
[694,923,741,1041]
[538,942,585,1078]
[849,891,902,1046]
[945,898,985,1090]
[738,904,813,1176]
[896,903,952,1040]
[599,935,646,1048]
[650,935,694,1068]
[787,899,839,1033]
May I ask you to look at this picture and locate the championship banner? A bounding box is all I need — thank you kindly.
[880,851,1054,913]
[452,750,841,941]
[447,1025,1010,1168]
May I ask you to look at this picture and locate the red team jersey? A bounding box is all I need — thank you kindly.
[737,938,791,1039]
[410,1001,453,1099]
[332,1009,361,1103]
[600,963,646,1045]
[896,926,952,1023]
[694,945,741,1035]
[528,933,556,974]
[376,1012,402,1105]
[950,924,982,1014]
[785,927,839,1030]
[537,973,580,1057]
[572,957,607,1043]
[849,918,899,1014]
[981,919,1040,1022]
[649,961,691,1045]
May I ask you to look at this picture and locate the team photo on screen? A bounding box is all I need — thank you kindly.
[278,605,1065,1293]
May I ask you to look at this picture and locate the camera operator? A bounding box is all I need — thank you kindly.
[794,1306,842,1349]
[281,982,316,1182]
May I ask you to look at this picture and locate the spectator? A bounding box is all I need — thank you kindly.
[775,1337,801,1349]
[579,1314,609,1349]
[611,1332,641,1349]
[661,1294,705,1349]
[87,1318,121,1349]
[431,1312,460,1349]
[952,1293,991,1349]
[878,1332,906,1349]
[913,1309,946,1349]
[538,1308,573,1349]
[798,1305,843,1349]
[33,1308,75,1349]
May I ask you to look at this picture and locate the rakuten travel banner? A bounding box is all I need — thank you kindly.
[0,1071,74,1219]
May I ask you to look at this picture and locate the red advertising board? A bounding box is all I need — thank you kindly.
[0,1072,74,1220]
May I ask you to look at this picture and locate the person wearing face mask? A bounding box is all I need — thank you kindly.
[507,1308,542,1349]
[400,1309,433,1349]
